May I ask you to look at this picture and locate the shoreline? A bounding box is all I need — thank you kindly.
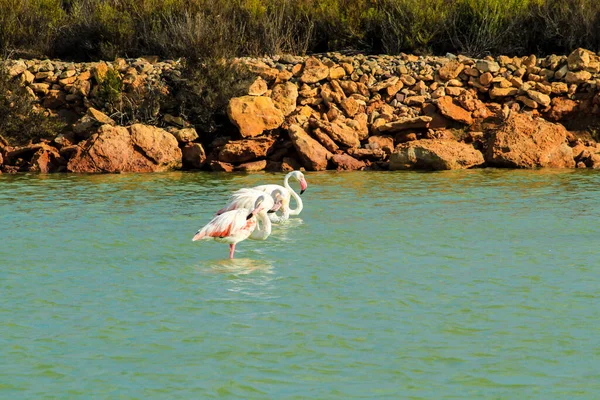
[2,49,600,174]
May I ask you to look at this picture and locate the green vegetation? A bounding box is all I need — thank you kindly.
[1,0,600,60]
[0,67,65,145]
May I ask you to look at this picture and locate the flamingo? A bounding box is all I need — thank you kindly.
[216,188,285,216]
[192,194,279,259]
[253,171,308,222]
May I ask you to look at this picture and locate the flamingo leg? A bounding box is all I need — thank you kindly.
[229,243,236,259]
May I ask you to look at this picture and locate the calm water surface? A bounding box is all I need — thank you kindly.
[1,170,600,399]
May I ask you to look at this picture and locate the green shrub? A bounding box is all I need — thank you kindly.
[0,66,65,145]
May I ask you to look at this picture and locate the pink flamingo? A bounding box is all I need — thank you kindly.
[253,171,308,222]
[192,194,278,259]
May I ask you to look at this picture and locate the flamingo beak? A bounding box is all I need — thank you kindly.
[300,178,308,195]
[268,201,282,213]
[192,231,203,241]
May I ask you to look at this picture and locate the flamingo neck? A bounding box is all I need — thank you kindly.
[284,173,303,216]
[250,211,272,240]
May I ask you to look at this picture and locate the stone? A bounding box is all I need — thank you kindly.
[310,118,360,148]
[329,66,346,80]
[20,70,35,85]
[73,108,115,136]
[218,137,275,163]
[567,48,590,71]
[29,145,62,173]
[227,96,285,137]
[376,116,432,133]
[312,128,339,153]
[479,72,493,86]
[330,154,365,170]
[235,160,267,172]
[172,128,199,143]
[489,87,518,98]
[526,90,551,107]
[390,139,484,170]
[406,96,426,106]
[210,161,234,172]
[248,77,268,96]
[370,77,400,92]
[347,147,386,161]
[565,70,592,84]
[163,114,186,128]
[476,60,500,73]
[288,124,331,171]
[436,97,473,125]
[30,83,50,95]
[43,90,67,109]
[300,57,329,83]
[67,124,182,173]
[516,95,538,109]
[438,60,464,81]
[485,112,575,168]
[546,97,578,121]
[340,97,360,117]
[93,62,109,83]
[271,82,298,116]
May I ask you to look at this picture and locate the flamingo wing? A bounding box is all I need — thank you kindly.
[193,209,250,240]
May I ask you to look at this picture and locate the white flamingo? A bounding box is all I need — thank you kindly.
[192,194,278,259]
[216,188,285,216]
[253,171,308,222]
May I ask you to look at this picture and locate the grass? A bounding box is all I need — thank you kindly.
[1,0,599,60]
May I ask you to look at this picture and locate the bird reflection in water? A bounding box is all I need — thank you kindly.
[202,257,275,276]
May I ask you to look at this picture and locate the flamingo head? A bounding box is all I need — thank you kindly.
[247,194,273,219]
[268,189,285,213]
[292,171,308,195]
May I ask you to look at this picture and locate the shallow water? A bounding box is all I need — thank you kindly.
[1,170,600,399]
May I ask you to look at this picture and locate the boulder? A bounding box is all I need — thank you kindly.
[485,113,575,168]
[436,96,473,125]
[367,135,394,155]
[218,137,275,164]
[567,48,590,71]
[248,77,268,96]
[227,96,285,137]
[390,140,484,170]
[73,107,115,137]
[172,128,199,143]
[182,143,206,169]
[210,160,234,172]
[330,154,365,170]
[271,82,298,116]
[67,124,182,173]
[546,97,578,121]
[235,160,267,172]
[300,57,329,83]
[309,118,360,148]
[376,116,432,133]
[438,60,464,81]
[288,124,331,171]
[29,145,62,173]
[565,70,591,84]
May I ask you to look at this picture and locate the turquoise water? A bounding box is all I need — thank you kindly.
[1,170,600,399]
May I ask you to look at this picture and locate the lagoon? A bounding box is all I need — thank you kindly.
[1,170,600,399]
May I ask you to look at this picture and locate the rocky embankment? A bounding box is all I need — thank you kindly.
[2,48,600,173]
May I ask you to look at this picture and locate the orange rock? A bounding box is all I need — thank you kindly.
[288,125,331,171]
[436,96,473,125]
[218,138,275,164]
[390,139,484,170]
[227,96,285,137]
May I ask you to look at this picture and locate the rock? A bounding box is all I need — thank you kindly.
[73,107,115,137]
[209,160,234,172]
[526,90,551,107]
[218,137,275,163]
[43,90,66,109]
[271,82,298,116]
[476,60,500,73]
[516,95,538,109]
[565,70,591,84]
[29,145,62,173]
[248,77,268,96]
[288,124,331,171]
[235,160,267,172]
[439,60,464,81]
[93,62,109,83]
[340,97,360,117]
[182,143,206,169]
[489,87,518,98]
[329,66,346,80]
[300,57,329,83]
[312,128,339,153]
[390,139,484,170]
[163,114,186,128]
[310,118,360,148]
[567,48,590,71]
[396,132,418,143]
[20,70,35,85]
[370,77,400,92]
[172,128,199,143]
[67,124,182,172]
[436,97,473,125]
[347,147,386,161]
[227,96,285,137]
[376,116,432,133]
[485,113,575,168]
[30,83,50,95]
[546,97,578,121]
[479,72,493,86]
[330,153,365,170]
